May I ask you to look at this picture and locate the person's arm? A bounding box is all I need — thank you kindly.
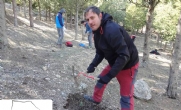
[58,14,64,27]
[85,23,89,33]
[87,44,104,73]
[99,27,130,84]
[91,49,104,66]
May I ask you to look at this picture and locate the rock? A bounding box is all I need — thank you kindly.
[43,77,50,81]
[134,79,152,100]
[61,92,66,97]
[51,90,56,95]
[22,77,31,85]
[42,66,47,71]
[60,55,63,57]
[0,66,3,72]
[78,82,88,94]
[78,82,87,90]
[55,75,61,78]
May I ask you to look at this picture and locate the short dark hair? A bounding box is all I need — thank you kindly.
[81,20,86,24]
[84,6,101,17]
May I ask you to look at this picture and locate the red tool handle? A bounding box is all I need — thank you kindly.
[77,72,99,80]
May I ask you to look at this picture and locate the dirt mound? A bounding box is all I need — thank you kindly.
[63,93,111,110]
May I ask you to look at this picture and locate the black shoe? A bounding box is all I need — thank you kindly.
[84,95,100,104]
[56,44,62,48]
[59,44,64,48]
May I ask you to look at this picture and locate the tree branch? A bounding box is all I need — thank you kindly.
[153,0,160,9]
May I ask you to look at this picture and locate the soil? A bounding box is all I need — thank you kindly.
[0,9,181,110]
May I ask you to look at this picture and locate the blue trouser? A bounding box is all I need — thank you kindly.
[57,28,64,45]
[88,32,93,47]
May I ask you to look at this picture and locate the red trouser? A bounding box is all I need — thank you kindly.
[93,63,139,110]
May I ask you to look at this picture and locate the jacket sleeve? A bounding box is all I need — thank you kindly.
[89,36,105,67]
[105,27,130,79]
[58,13,64,27]
[90,49,104,67]
[85,24,88,33]
[85,23,89,33]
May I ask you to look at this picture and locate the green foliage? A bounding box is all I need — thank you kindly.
[153,2,181,41]
[61,0,97,19]
[5,0,23,5]
[99,0,127,23]
[32,1,38,9]
[124,4,147,32]
[5,0,11,3]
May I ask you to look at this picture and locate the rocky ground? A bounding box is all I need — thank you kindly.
[0,9,181,110]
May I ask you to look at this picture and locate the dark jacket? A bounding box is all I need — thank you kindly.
[90,12,139,79]
[58,12,64,27]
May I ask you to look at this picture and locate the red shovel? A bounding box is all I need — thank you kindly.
[77,72,99,80]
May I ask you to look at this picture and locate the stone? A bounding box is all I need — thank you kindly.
[0,66,3,72]
[134,79,152,100]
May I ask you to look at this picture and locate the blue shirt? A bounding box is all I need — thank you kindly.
[55,13,64,28]
[85,23,92,33]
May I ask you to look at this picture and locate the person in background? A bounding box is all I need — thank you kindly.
[81,20,93,48]
[131,35,136,42]
[83,6,139,110]
[55,8,66,48]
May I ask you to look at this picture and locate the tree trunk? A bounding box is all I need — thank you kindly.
[70,12,72,29]
[37,0,41,20]
[65,13,67,28]
[0,0,8,49]
[82,25,85,40]
[142,5,154,66]
[171,42,175,54]
[141,26,144,33]
[19,4,21,12]
[11,2,12,9]
[53,2,56,21]
[23,0,26,18]
[48,7,51,21]
[137,29,139,33]
[131,17,134,35]
[166,11,181,99]
[45,8,47,21]
[82,11,85,40]
[12,0,18,26]
[163,42,168,51]
[29,0,34,27]
[156,35,160,46]
[75,1,78,40]
[160,38,163,48]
